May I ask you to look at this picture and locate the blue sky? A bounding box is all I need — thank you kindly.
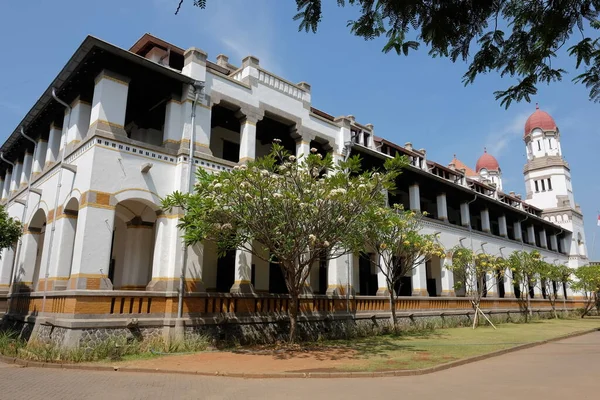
[0,0,598,257]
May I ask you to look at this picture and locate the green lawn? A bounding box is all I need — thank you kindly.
[327,318,600,372]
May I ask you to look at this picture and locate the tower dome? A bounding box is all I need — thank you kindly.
[475,149,499,172]
[524,104,557,137]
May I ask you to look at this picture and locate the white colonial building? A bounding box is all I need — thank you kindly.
[0,34,588,330]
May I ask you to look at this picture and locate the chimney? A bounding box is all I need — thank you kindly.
[509,191,516,197]
[347,115,356,122]
[405,142,413,151]
[216,54,229,68]
[516,194,522,200]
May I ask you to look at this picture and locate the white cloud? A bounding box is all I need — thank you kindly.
[484,110,530,156]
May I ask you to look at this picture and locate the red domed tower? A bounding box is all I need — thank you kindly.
[475,148,502,190]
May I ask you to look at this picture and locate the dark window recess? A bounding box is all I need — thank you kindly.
[529,285,535,299]
[216,250,236,293]
[395,277,412,296]
[251,264,256,287]
[541,180,546,191]
[547,178,552,191]
[514,285,521,298]
[537,141,541,151]
[497,270,505,298]
[535,181,539,192]
[359,253,377,295]
[548,138,552,148]
[318,257,327,295]
[222,140,240,163]
[269,262,288,294]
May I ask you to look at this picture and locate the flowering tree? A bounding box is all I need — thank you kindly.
[571,264,600,318]
[507,250,542,322]
[0,206,21,257]
[358,205,444,329]
[162,142,404,342]
[538,262,572,318]
[446,248,506,328]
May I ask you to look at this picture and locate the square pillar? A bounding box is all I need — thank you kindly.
[527,225,536,245]
[295,138,311,159]
[239,115,258,163]
[182,47,208,81]
[409,183,421,212]
[376,253,390,296]
[460,202,471,227]
[44,212,78,291]
[539,229,548,249]
[550,234,558,251]
[15,230,42,291]
[436,193,448,221]
[485,273,498,297]
[1,171,10,201]
[441,254,455,297]
[326,252,355,296]
[504,268,515,298]
[89,69,130,137]
[162,98,183,150]
[67,97,91,147]
[230,244,255,293]
[180,85,212,155]
[0,246,16,294]
[9,161,22,194]
[480,209,491,233]
[411,260,428,296]
[533,278,543,299]
[513,221,523,241]
[68,201,115,290]
[19,152,33,188]
[33,138,47,177]
[498,215,508,237]
[45,124,62,168]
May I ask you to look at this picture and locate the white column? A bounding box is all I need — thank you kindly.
[33,138,47,176]
[411,260,428,296]
[436,193,448,221]
[460,202,471,227]
[550,234,558,251]
[513,221,523,241]
[180,86,211,154]
[118,222,154,290]
[67,97,91,146]
[230,245,254,293]
[9,161,22,194]
[90,69,130,135]
[486,273,498,297]
[498,215,508,237]
[533,277,543,299]
[504,268,515,298]
[440,254,455,297]
[295,138,311,159]
[0,176,5,201]
[20,152,33,187]
[15,230,42,290]
[45,124,61,168]
[480,209,491,233]
[163,99,183,149]
[0,246,16,293]
[1,171,11,201]
[409,183,420,212]
[376,253,390,296]
[45,214,77,290]
[539,229,548,248]
[239,116,258,163]
[326,252,355,295]
[68,204,115,290]
[527,225,536,245]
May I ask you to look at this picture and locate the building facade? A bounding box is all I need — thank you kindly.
[0,34,588,342]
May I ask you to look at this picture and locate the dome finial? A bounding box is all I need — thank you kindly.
[484,147,487,153]
[535,102,539,110]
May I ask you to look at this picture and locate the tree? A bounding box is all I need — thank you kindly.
[358,205,444,329]
[538,262,572,318]
[446,248,505,328]
[179,0,600,107]
[571,263,600,318]
[162,142,404,343]
[0,206,21,257]
[508,250,542,322]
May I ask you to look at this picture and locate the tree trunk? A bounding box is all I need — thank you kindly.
[288,292,299,343]
[388,286,397,331]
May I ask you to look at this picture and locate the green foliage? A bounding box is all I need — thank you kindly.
[447,248,505,307]
[163,142,404,341]
[357,204,444,326]
[571,263,600,317]
[183,0,600,106]
[0,206,21,256]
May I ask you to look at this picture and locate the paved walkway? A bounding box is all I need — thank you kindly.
[1,331,599,400]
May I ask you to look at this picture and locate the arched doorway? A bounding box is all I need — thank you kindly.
[109,199,158,290]
[27,209,46,291]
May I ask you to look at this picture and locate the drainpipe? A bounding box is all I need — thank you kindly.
[465,195,478,305]
[0,153,20,312]
[40,89,72,314]
[178,81,205,319]
[517,214,531,317]
[342,137,355,313]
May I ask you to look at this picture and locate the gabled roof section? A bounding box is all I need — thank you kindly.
[449,156,477,177]
[129,33,185,56]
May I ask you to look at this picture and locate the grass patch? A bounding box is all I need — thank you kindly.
[321,318,600,372]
